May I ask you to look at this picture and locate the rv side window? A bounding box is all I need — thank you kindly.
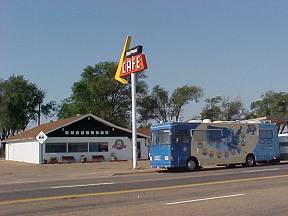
[175,130,190,144]
[280,142,288,146]
[192,130,222,142]
[152,130,171,145]
[192,130,206,141]
[207,130,222,142]
[259,130,273,139]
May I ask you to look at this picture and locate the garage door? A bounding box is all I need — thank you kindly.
[6,141,40,164]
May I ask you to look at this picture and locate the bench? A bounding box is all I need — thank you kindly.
[92,155,104,162]
[62,156,75,163]
[48,157,58,164]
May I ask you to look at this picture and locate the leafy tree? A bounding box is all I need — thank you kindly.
[170,85,204,121]
[138,85,204,123]
[0,75,55,140]
[221,97,244,121]
[250,91,288,118]
[200,96,222,121]
[200,96,245,121]
[58,61,148,127]
[138,85,169,123]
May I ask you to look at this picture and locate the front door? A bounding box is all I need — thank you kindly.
[137,142,141,159]
[172,130,191,167]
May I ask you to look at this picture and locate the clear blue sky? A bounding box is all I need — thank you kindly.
[1,0,288,121]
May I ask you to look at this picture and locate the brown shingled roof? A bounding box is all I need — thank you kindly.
[5,114,151,143]
[137,128,151,137]
[5,115,84,142]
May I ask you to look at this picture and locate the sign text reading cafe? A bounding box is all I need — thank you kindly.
[120,45,147,78]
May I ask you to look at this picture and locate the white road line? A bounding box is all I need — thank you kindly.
[166,194,245,205]
[243,168,280,173]
[50,182,114,189]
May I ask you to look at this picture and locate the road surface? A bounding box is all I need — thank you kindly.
[1,164,288,216]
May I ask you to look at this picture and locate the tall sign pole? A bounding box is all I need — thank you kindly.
[131,72,137,169]
[115,36,148,169]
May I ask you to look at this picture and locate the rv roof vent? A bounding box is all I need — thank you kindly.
[213,121,224,123]
[188,119,202,123]
[247,120,261,123]
[203,119,212,123]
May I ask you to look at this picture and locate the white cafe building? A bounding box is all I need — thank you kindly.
[4,114,150,164]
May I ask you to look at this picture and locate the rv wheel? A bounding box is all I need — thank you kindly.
[187,158,198,171]
[245,154,256,167]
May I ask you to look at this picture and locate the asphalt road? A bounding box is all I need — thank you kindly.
[1,164,288,216]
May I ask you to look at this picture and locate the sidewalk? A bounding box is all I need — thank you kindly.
[0,160,157,185]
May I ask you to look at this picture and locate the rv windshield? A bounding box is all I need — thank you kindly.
[152,129,171,145]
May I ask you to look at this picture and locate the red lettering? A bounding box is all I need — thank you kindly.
[122,62,127,74]
[120,54,148,77]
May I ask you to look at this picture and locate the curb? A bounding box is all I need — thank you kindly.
[112,169,158,176]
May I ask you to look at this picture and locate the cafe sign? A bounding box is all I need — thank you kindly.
[114,38,148,83]
[120,53,147,77]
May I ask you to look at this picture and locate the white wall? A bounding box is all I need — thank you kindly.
[139,139,149,160]
[278,134,288,142]
[43,136,148,163]
[6,141,40,164]
[278,134,288,160]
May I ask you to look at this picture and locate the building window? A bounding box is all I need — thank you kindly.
[89,142,108,152]
[96,131,99,135]
[68,143,88,152]
[71,131,74,135]
[105,131,109,135]
[86,131,89,135]
[91,131,95,135]
[100,131,104,135]
[65,131,69,135]
[81,131,84,135]
[76,131,79,135]
[45,143,67,153]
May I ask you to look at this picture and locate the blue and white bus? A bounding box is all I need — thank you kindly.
[149,121,280,171]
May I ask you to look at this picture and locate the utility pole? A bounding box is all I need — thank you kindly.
[38,102,41,126]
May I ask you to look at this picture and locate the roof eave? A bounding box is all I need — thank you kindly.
[5,137,38,143]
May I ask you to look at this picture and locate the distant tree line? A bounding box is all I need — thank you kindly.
[200,91,288,122]
[1,61,288,140]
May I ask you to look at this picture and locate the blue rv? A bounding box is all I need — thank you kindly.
[149,121,280,171]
